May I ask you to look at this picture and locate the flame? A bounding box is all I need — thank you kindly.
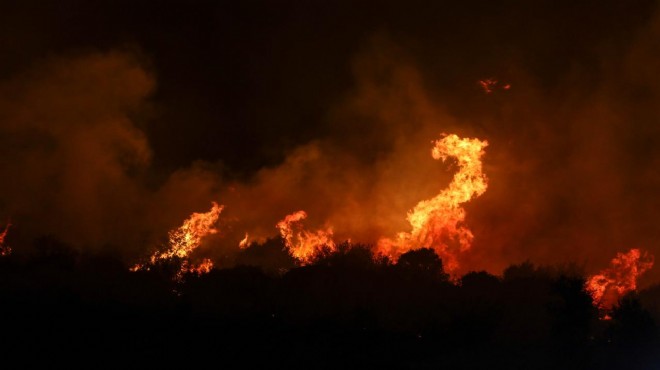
[0,222,11,256]
[586,248,654,311]
[239,232,249,249]
[377,134,488,274]
[276,210,336,264]
[180,258,214,275]
[132,202,223,276]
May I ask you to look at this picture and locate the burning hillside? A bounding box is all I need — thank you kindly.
[1,1,660,366]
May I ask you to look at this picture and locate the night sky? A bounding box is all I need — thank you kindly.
[1,0,660,283]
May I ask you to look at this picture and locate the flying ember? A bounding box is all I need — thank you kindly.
[478,78,510,93]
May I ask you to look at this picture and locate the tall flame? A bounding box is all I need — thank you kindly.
[0,223,11,256]
[277,210,336,264]
[239,232,250,249]
[586,248,654,311]
[131,202,223,277]
[377,134,488,274]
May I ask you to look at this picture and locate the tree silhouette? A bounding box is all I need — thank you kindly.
[396,247,449,282]
[0,238,658,367]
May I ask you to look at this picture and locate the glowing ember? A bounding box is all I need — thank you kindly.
[277,210,336,264]
[377,134,488,274]
[479,79,497,93]
[0,223,11,256]
[131,202,223,276]
[586,248,654,311]
[239,232,250,249]
[478,78,510,93]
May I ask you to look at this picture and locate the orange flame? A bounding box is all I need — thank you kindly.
[277,210,335,264]
[377,134,488,274]
[0,223,11,256]
[586,248,654,311]
[180,258,214,275]
[239,232,250,249]
[131,202,223,276]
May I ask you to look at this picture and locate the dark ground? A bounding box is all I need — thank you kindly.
[0,240,658,369]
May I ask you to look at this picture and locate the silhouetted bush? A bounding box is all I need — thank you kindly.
[396,247,449,282]
[234,236,296,274]
[0,240,658,368]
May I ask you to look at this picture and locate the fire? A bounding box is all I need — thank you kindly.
[0,222,11,256]
[131,202,223,276]
[276,210,336,264]
[377,134,488,274]
[239,232,249,249]
[586,248,654,311]
[180,258,214,275]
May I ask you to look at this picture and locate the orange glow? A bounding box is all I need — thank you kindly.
[0,223,11,256]
[377,134,488,274]
[586,248,654,311]
[131,202,222,276]
[239,232,250,249]
[277,210,336,264]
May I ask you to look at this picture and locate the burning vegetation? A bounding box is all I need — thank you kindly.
[276,210,336,265]
[131,202,223,280]
[2,2,660,366]
[587,248,654,312]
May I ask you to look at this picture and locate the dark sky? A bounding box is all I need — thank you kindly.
[1,0,660,282]
[1,0,653,174]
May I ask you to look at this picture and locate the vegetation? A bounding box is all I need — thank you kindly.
[0,239,658,368]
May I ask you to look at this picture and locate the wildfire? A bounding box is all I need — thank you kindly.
[276,210,336,264]
[131,202,223,277]
[377,134,488,274]
[586,248,654,312]
[0,223,11,256]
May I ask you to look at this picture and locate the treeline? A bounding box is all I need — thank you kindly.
[0,238,658,369]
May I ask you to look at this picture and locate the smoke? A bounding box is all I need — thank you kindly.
[213,14,660,283]
[0,51,153,254]
[0,51,225,260]
[2,3,660,285]
[214,39,468,255]
[462,10,660,281]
